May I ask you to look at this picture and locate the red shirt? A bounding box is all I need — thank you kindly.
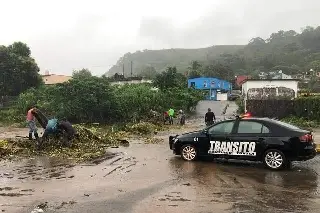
[26,109,35,121]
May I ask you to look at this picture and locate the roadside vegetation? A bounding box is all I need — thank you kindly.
[235,96,320,129]
[2,25,320,161]
[0,50,203,161]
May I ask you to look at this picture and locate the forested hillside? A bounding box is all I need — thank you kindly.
[106,45,244,78]
[107,26,320,80]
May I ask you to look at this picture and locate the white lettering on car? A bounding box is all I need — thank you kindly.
[208,141,256,156]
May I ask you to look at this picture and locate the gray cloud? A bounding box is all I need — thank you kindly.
[138,0,320,48]
[3,0,320,76]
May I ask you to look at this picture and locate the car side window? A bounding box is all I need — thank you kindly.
[262,125,270,133]
[237,121,270,134]
[208,121,235,134]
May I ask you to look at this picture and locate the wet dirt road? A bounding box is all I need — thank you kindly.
[1,102,320,213]
[1,120,320,213]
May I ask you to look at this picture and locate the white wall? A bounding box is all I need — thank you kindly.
[242,80,299,112]
[217,93,228,101]
[242,80,298,99]
[110,79,152,86]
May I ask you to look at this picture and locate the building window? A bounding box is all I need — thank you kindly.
[203,81,207,88]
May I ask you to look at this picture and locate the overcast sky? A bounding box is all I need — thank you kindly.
[1,0,319,76]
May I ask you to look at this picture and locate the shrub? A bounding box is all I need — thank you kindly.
[13,77,203,124]
[281,116,319,129]
[235,98,244,114]
[293,96,320,120]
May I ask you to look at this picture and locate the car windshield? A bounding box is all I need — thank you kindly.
[270,119,301,130]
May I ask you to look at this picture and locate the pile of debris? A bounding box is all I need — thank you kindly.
[0,125,129,161]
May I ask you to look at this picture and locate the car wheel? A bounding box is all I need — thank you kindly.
[181,145,197,161]
[263,149,287,170]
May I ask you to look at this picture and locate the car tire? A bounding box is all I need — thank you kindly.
[263,149,287,170]
[180,144,198,161]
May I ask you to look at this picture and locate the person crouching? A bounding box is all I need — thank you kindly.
[57,118,77,146]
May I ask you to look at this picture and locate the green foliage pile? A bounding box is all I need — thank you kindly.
[126,122,163,135]
[0,125,129,161]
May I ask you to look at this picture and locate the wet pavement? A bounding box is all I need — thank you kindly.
[1,121,320,213]
[1,102,320,212]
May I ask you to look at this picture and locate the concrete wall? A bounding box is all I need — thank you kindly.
[242,80,298,99]
[242,80,299,112]
[217,93,228,101]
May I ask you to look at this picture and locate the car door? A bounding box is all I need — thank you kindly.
[200,120,236,156]
[228,120,271,160]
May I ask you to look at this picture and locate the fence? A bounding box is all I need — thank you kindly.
[246,99,294,119]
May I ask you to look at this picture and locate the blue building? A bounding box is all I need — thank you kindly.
[187,77,232,100]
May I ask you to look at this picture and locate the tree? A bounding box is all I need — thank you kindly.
[188,61,202,78]
[72,68,92,79]
[202,62,234,81]
[307,60,320,72]
[248,37,266,46]
[138,66,157,79]
[189,60,201,71]
[0,42,42,96]
[7,42,31,57]
[153,67,186,90]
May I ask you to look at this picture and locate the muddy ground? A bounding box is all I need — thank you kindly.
[2,101,320,213]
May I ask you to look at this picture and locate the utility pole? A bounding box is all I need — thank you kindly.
[130,61,133,78]
[122,63,125,77]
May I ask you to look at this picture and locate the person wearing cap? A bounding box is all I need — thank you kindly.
[205,108,216,126]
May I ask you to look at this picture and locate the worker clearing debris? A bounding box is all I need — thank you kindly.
[177,109,186,125]
[37,117,77,149]
[26,105,39,140]
[168,108,175,125]
[163,111,170,124]
[26,106,77,149]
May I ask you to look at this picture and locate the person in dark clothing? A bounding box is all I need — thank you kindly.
[205,108,216,126]
[58,118,76,141]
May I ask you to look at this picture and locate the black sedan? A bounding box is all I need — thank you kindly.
[169,116,316,170]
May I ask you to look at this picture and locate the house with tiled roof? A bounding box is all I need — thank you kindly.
[42,71,72,85]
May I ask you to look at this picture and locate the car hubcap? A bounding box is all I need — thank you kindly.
[265,151,283,169]
[182,146,196,160]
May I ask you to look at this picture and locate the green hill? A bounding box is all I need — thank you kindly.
[106,45,244,77]
[107,25,320,80]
